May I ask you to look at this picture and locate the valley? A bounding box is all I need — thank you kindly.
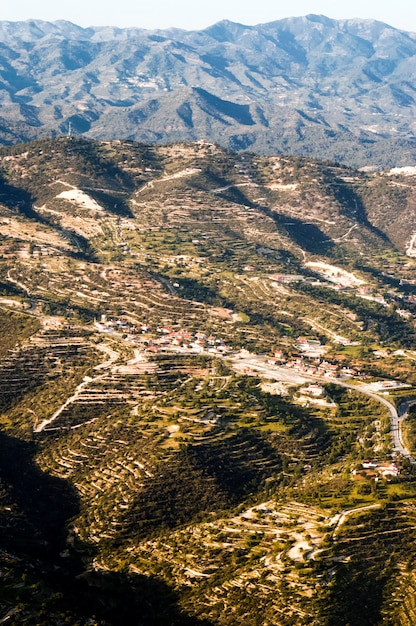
[0,137,416,624]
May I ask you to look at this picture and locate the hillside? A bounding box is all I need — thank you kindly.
[1,16,416,167]
[0,138,416,624]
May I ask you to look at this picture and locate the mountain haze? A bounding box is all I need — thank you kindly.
[1,16,416,167]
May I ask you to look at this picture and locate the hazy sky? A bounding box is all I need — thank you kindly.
[2,0,416,33]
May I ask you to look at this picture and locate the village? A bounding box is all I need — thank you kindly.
[94,315,416,390]
[95,315,356,379]
[94,315,231,355]
[92,314,411,486]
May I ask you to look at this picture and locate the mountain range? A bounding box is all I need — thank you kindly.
[1,15,416,167]
[2,16,416,621]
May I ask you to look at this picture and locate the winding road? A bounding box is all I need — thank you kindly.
[33,335,416,465]
[393,400,416,464]
[229,353,416,466]
[336,381,416,463]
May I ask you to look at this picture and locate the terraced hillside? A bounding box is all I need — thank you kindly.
[1,138,416,624]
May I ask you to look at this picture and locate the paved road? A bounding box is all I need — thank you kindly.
[229,353,416,466]
[349,384,415,464]
[393,400,416,464]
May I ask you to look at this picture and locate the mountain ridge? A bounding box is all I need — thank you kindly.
[1,136,416,258]
[1,16,416,167]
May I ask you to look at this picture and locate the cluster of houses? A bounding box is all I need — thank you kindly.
[367,380,411,392]
[352,459,401,481]
[268,348,348,380]
[295,384,337,408]
[282,357,340,378]
[295,336,328,357]
[96,319,412,393]
[95,316,230,355]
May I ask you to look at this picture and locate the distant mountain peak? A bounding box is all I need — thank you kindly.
[0,15,415,167]
[202,19,251,42]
